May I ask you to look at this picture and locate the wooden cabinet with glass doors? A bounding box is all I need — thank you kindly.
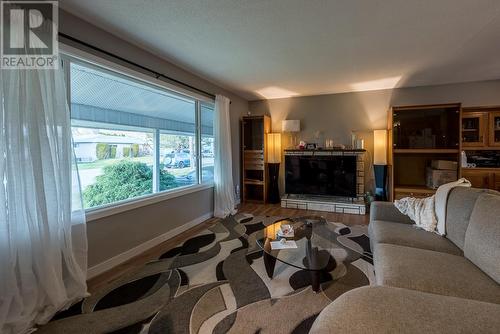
[489,111,500,147]
[462,111,488,147]
[462,107,500,148]
[461,107,500,192]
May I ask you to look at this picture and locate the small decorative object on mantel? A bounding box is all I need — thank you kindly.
[314,130,324,148]
[329,143,346,149]
[323,139,346,150]
[298,140,306,149]
[351,131,357,148]
[351,131,365,149]
[306,143,317,150]
[355,139,364,149]
[282,120,301,148]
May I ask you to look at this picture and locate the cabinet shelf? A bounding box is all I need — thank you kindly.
[462,108,500,148]
[242,115,271,203]
[393,149,459,154]
[393,185,436,200]
[463,147,500,151]
[394,185,436,193]
[461,167,500,171]
[244,179,264,185]
[389,104,461,201]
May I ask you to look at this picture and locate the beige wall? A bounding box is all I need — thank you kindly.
[249,79,500,193]
[87,188,213,266]
[59,10,249,268]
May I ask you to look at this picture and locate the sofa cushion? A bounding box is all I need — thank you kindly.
[464,194,500,284]
[374,243,500,304]
[446,187,500,250]
[370,201,414,224]
[310,286,500,334]
[369,220,461,255]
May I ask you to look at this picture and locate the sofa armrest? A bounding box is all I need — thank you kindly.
[370,201,413,224]
[310,286,500,334]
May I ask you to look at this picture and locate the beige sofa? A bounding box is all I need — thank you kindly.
[311,187,500,333]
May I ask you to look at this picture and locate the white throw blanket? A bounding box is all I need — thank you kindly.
[394,196,437,232]
[394,178,472,234]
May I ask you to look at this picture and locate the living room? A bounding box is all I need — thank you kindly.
[1,1,499,333]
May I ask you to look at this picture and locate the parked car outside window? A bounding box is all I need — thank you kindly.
[163,150,191,168]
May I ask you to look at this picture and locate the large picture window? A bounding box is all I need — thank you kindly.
[66,58,214,210]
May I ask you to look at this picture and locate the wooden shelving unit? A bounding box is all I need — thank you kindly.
[462,107,500,148]
[462,110,488,147]
[388,103,462,201]
[393,149,459,154]
[241,115,271,203]
[393,185,437,200]
[460,106,500,191]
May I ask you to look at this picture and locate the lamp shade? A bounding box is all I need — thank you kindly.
[373,129,387,165]
[267,133,281,163]
[282,120,300,132]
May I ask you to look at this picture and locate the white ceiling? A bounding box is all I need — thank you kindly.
[59,0,500,101]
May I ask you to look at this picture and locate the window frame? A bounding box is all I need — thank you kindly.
[61,43,215,221]
[200,102,216,184]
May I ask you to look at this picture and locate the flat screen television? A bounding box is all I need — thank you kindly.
[285,155,357,197]
[393,107,460,149]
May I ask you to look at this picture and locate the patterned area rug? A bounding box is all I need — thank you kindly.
[38,213,374,334]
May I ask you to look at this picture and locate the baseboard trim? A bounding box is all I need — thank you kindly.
[87,212,214,279]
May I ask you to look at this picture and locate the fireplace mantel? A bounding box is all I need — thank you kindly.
[284,148,366,155]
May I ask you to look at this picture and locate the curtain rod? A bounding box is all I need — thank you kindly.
[58,32,226,102]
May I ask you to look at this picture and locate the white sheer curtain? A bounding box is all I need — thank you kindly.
[213,95,236,218]
[0,13,88,334]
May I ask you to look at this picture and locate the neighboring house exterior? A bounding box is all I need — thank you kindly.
[73,135,147,162]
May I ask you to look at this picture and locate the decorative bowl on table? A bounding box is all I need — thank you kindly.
[277,224,294,237]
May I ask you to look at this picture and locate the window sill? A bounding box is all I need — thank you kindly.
[85,183,214,222]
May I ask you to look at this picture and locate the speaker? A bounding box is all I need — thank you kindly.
[374,164,387,201]
[268,163,280,203]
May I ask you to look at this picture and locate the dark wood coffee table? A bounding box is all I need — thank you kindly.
[256,216,336,292]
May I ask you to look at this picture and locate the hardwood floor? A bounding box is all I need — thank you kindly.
[87,203,369,293]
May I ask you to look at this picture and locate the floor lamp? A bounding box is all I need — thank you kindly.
[267,133,281,203]
[373,130,388,201]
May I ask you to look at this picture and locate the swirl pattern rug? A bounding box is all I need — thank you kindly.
[38,213,374,334]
